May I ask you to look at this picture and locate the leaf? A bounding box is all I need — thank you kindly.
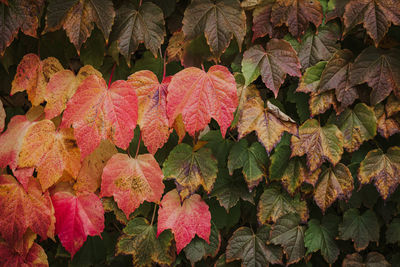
[386,218,400,244]
[291,119,343,172]
[228,139,267,189]
[100,153,164,219]
[11,54,64,106]
[167,65,237,137]
[297,61,327,94]
[358,147,400,200]
[0,100,4,133]
[314,163,354,212]
[339,208,379,251]
[201,130,233,167]
[337,103,377,152]
[182,0,246,59]
[343,0,400,47]
[184,221,221,265]
[45,0,115,51]
[113,1,165,62]
[210,168,254,211]
[241,39,301,97]
[342,252,390,267]
[258,187,309,224]
[45,65,102,119]
[127,71,170,154]
[117,217,175,267]
[237,89,297,153]
[251,1,274,41]
[61,74,138,158]
[350,46,400,105]
[375,104,400,139]
[157,189,211,253]
[226,226,283,267]
[283,158,320,195]
[0,175,55,251]
[270,213,306,265]
[80,28,106,69]
[270,0,323,38]
[305,214,340,264]
[51,189,105,257]
[309,90,338,117]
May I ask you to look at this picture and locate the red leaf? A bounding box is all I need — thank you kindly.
[167,65,238,137]
[61,75,138,158]
[100,153,164,219]
[157,189,211,253]
[51,189,104,257]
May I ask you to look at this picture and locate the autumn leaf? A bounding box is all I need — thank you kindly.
[100,153,164,219]
[343,0,400,47]
[291,119,344,172]
[237,88,297,153]
[314,163,354,212]
[258,187,308,224]
[157,189,211,253]
[342,252,390,267]
[242,39,301,97]
[45,65,102,119]
[270,0,323,38]
[51,188,104,257]
[226,226,282,266]
[358,147,400,200]
[45,0,115,51]
[127,70,170,154]
[339,208,379,251]
[11,54,63,106]
[270,213,306,265]
[117,217,175,267]
[167,65,237,137]
[0,175,55,251]
[182,0,246,59]
[163,143,217,194]
[61,74,138,158]
[251,1,274,41]
[350,46,400,105]
[375,103,400,139]
[0,100,4,133]
[113,1,165,62]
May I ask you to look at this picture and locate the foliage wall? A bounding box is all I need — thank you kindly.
[1,0,400,266]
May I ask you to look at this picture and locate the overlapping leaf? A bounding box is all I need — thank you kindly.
[342,252,390,267]
[375,103,400,139]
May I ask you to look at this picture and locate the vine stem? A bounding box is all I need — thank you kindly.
[135,131,142,158]
[108,63,116,88]
[139,0,143,7]
[161,48,167,81]
[150,203,157,226]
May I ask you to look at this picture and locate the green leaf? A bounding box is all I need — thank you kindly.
[286,85,310,123]
[270,213,306,265]
[297,61,327,94]
[132,51,163,81]
[269,133,291,181]
[386,218,400,244]
[228,139,267,189]
[207,198,241,230]
[226,226,283,267]
[80,28,105,69]
[339,208,379,251]
[201,130,234,168]
[305,214,340,264]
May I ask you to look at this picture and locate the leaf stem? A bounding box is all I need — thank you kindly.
[135,131,142,158]
[150,203,157,226]
[108,63,116,88]
[201,63,205,72]
[139,0,143,7]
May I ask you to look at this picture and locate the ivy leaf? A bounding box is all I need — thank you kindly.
[339,208,379,251]
[342,252,390,267]
[157,189,211,254]
[343,0,400,47]
[358,147,400,200]
[291,119,344,172]
[45,65,102,119]
[305,214,340,264]
[45,0,115,51]
[237,88,297,153]
[117,217,175,266]
[337,103,377,152]
[270,213,306,265]
[167,65,237,137]
[241,39,301,97]
[271,0,323,38]
[61,74,138,159]
[314,163,354,212]
[228,139,267,189]
[386,218,400,244]
[113,1,165,62]
[258,187,309,224]
[127,71,170,154]
[100,153,164,219]
[0,100,4,133]
[184,221,221,265]
[11,54,63,106]
[375,104,400,139]
[51,188,105,257]
[210,168,254,211]
[0,175,55,252]
[163,143,217,194]
[226,226,283,267]
[350,46,400,105]
[182,0,246,59]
